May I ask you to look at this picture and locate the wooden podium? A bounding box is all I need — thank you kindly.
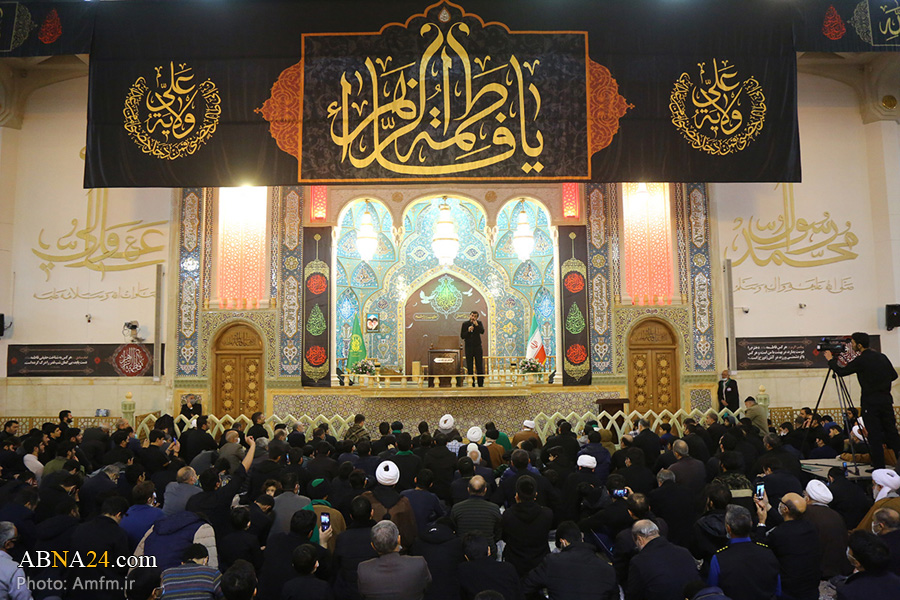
[428,336,461,388]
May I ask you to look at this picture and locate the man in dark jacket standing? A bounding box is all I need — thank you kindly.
[67,496,131,600]
[632,419,661,469]
[717,369,739,413]
[826,332,900,468]
[522,521,617,600]
[333,496,379,600]
[627,519,700,600]
[460,310,485,387]
[500,475,553,577]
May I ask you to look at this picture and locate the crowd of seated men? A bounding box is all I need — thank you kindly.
[0,407,898,600]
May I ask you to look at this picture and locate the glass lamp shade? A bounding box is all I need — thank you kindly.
[511,209,535,262]
[356,208,379,262]
[431,203,459,266]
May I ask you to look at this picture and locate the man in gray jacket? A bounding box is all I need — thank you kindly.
[163,466,202,515]
[358,521,431,600]
[267,472,311,542]
[0,522,31,600]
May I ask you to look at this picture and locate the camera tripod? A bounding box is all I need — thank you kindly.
[802,366,867,474]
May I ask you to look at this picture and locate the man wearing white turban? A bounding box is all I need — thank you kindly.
[804,480,852,578]
[855,468,900,532]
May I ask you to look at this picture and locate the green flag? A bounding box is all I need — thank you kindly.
[347,313,367,370]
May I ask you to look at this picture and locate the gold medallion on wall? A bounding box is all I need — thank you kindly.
[124,61,221,160]
[670,58,765,155]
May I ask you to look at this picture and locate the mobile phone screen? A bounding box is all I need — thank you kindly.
[755,483,765,500]
[320,513,331,531]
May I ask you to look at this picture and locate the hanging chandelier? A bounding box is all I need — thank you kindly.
[356,201,378,262]
[431,198,459,266]
[511,203,535,262]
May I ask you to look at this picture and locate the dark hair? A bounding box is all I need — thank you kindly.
[606,473,626,494]
[415,468,434,489]
[848,530,890,571]
[55,497,79,517]
[350,495,373,523]
[588,431,602,443]
[555,520,582,545]
[473,592,505,600]
[417,421,429,434]
[462,533,490,560]
[254,494,274,509]
[397,432,412,451]
[511,449,529,470]
[251,412,263,424]
[23,437,41,455]
[230,506,251,530]
[111,430,130,447]
[290,509,318,537]
[457,457,475,477]
[851,332,870,348]
[196,415,209,429]
[704,482,732,510]
[378,422,390,435]
[100,495,130,517]
[720,451,744,473]
[419,433,433,448]
[354,413,366,424]
[133,481,156,505]
[221,560,257,600]
[66,427,81,441]
[291,543,319,575]
[516,475,537,500]
[59,410,71,421]
[182,543,209,562]
[356,440,371,457]
[349,469,368,489]
[125,567,161,600]
[625,493,650,519]
[725,504,753,537]
[149,430,166,444]
[760,455,783,473]
[625,447,645,467]
[198,468,220,492]
[55,441,76,457]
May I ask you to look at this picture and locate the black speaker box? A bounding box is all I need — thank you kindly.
[887,305,900,331]
[0,314,4,338]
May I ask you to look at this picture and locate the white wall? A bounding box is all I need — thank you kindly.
[0,77,172,416]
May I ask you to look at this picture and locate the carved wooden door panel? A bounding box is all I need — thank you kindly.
[627,319,681,413]
[213,323,264,418]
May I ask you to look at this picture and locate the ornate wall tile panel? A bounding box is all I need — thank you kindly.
[685,183,715,372]
[586,184,613,374]
[278,187,303,376]
[199,311,278,379]
[674,184,689,299]
[201,188,214,303]
[690,389,712,411]
[613,306,691,375]
[177,189,204,376]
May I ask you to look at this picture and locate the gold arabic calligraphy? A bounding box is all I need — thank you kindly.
[726,184,858,268]
[326,22,544,175]
[880,1,900,41]
[124,61,221,160]
[32,189,167,280]
[670,58,765,156]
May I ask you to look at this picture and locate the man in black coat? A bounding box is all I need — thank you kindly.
[755,492,821,600]
[260,510,332,599]
[708,505,781,600]
[457,534,522,600]
[522,521,616,600]
[179,416,217,464]
[186,436,255,539]
[493,449,556,510]
[872,507,900,576]
[827,467,873,528]
[392,433,423,492]
[541,421,580,465]
[333,496,379,600]
[578,474,634,541]
[826,332,900,468]
[668,440,707,498]
[627,519,700,600]
[500,475,553,577]
[282,544,335,600]
[423,433,458,502]
[632,419,661,469]
[616,448,656,495]
[649,469,698,549]
[839,530,900,600]
[717,369,739,413]
[66,496,131,600]
[409,519,464,600]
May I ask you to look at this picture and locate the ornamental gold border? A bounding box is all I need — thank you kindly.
[669,72,766,156]
[123,76,222,161]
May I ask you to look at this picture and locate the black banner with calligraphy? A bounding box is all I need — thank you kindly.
[736,335,881,370]
[302,227,331,387]
[85,0,799,188]
[0,2,94,57]
[792,0,900,52]
[7,343,163,377]
[558,226,591,386]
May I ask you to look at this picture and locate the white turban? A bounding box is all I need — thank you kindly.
[805,480,833,505]
[467,426,483,442]
[577,454,597,469]
[523,420,536,430]
[872,469,900,502]
[438,414,455,432]
[376,460,400,487]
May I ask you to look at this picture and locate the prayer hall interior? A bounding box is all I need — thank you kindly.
[0,0,898,435]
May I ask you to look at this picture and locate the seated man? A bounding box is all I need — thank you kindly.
[358,520,431,600]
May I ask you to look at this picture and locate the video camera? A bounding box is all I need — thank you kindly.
[815,336,850,355]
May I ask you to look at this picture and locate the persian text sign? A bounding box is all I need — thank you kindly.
[291,3,602,182]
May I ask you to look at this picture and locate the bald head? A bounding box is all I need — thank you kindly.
[225,430,239,444]
[467,475,487,496]
[672,440,689,458]
[779,492,807,520]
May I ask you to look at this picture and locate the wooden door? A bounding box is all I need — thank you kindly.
[213,323,264,418]
[627,319,680,413]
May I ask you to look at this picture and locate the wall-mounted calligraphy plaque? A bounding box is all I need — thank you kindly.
[735,335,880,370]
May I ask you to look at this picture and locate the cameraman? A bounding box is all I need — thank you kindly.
[824,332,900,469]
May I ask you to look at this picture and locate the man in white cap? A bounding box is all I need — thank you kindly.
[361,461,418,549]
[437,414,462,454]
[804,479,852,578]
[856,468,900,532]
[466,443,495,485]
[462,425,491,465]
[512,420,542,449]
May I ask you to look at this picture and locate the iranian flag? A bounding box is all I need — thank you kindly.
[526,314,546,364]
